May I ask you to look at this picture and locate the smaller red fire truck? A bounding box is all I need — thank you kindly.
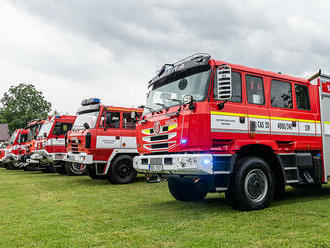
[133,53,330,211]
[65,98,142,183]
[0,128,29,168]
[27,115,76,172]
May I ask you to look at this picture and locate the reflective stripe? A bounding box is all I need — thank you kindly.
[211,111,319,123]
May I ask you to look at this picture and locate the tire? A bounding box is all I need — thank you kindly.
[64,162,87,176]
[56,165,67,174]
[108,155,137,184]
[291,183,322,190]
[168,177,207,202]
[226,157,274,211]
[88,165,107,180]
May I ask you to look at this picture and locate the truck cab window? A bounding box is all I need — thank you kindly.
[52,123,73,135]
[106,112,120,129]
[230,72,242,103]
[295,84,311,110]
[246,75,265,105]
[271,80,293,109]
[123,113,135,129]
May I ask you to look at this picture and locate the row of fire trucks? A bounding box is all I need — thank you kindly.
[1,53,330,210]
[0,99,142,184]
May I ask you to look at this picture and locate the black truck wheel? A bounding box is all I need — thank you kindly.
[64,162,86,176]
[168,177,207,202]
[88,165,107,180]
[226,157,274,211]
[108,155,137,184]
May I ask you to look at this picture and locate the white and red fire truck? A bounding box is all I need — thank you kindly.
[133,53,330,211]
[0,128,28,168]
[27,115,76,172]
[7,119,45,170]
[65,98,142,183]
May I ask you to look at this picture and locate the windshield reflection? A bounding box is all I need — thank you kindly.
[144,69,210,115]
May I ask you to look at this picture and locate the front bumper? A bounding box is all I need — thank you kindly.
[65,152,93,164]
[0,153,19,163]
[29,150,67,163]
[133,154,232,175]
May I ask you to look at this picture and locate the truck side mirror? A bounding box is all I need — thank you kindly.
[83,123,90,129]
[131,111,141,123]
[214,64,232,101]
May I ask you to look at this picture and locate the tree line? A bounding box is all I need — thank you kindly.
[0,84,52,133]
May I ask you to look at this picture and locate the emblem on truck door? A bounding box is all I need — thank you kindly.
[154,121,161,134]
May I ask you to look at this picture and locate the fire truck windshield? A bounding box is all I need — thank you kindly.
[72,111,99,130]
[37,121,54,138]
[9,131,18,144]
[27,125,41,141]
[144,68,210,114]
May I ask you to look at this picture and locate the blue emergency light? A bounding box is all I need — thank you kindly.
[81,98,101,106]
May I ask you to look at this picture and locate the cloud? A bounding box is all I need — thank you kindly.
[1,0,330,114]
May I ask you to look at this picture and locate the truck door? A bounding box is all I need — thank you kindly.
[268,79,298,143]
[319,78,330,180]
[121,112,137,149]
[96,110,121,150]
[210,70,249,143]
[245,74,271,139]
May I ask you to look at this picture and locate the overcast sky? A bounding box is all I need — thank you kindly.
[1,0,330,114]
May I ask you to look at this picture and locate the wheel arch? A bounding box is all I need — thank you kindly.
[232,144,286,192]
[104,151,139,174]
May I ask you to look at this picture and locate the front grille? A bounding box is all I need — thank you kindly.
[71,144,79,153]
[150,134,169,142]
[164,157,172,165]
[151,143,168,149]
[141,158,148,165]
[150,157,162,165]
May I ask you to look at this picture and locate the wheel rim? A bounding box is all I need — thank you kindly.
[72,163,86,172]
[117,163,131,178]
[244,169,268,203]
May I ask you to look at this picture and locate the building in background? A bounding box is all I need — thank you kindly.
[0,124,10,142]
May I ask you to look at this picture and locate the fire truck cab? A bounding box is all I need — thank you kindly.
[28,115,76,172]
[0,128,28,167]
[65,98,142,183]
[133,54,330,211]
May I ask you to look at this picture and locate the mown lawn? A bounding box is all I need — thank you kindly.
[0,168,330,248]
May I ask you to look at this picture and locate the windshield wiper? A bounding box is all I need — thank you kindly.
[144,106,156,113]
[154,103,168,113]
[155,103,167,108]
[169,98,182,104]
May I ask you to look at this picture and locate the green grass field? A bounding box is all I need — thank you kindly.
[1,168,330,248]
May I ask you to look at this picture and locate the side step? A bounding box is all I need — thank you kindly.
[284,166,299,184]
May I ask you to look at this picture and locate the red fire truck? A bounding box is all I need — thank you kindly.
[133,53,330,211]
[65,98,142,183]
[27,115,76,172]
[0,128,29,168]
[16,119,46,170]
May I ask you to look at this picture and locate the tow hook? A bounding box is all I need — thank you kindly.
[146,174,161,183]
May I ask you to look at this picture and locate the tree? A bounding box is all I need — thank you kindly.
[0,84,52,132]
